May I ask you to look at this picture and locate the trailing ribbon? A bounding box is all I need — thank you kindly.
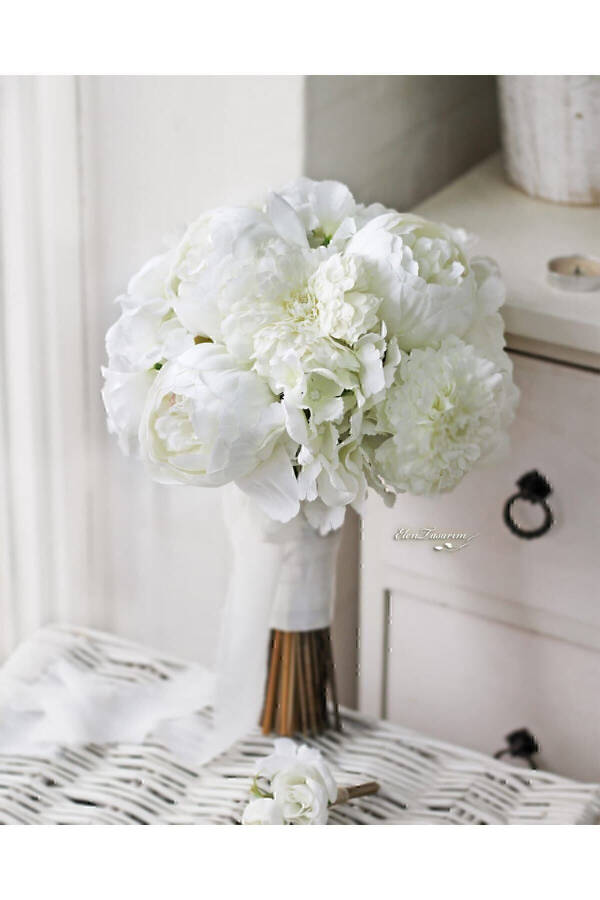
[0,486,341,767]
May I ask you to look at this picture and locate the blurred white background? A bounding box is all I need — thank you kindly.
[0,75,498,702]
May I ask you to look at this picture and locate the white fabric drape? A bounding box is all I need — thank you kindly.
[0,486,342,764]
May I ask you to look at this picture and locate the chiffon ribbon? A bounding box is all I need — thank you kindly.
[0,485,341,766]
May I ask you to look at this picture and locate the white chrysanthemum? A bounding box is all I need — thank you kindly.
[138,343,299,521]
[375,336,518,494]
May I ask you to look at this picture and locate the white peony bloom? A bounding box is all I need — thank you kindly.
[119,249,178,312]
[347,213,480,350]
[241,798,285,825]
[101,368,156,456]
[171,207,279,341]
[277,177,359,249]
[375,336,518,494]
[102,254,195,455]
[138,343,299,521]
[105,304,193,372]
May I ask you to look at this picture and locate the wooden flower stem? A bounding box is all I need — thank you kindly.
[260,627,341,736]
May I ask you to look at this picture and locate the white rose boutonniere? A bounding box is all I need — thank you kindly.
[241,739,378,825]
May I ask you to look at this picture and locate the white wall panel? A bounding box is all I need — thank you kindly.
[0,77,88,656]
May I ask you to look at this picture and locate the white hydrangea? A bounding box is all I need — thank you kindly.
[138,343,299,521]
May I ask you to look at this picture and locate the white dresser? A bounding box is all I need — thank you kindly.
[359,155,600,783]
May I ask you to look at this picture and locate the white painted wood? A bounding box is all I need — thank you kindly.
[385,591,600,782]
[414,155,600,359]
[498,76,600,205]
[0,77,88,655]
[359,353,600,781]
[306,76,498,212]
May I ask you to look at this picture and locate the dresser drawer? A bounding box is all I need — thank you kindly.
[359,351,600,781]
[383,591,600,781]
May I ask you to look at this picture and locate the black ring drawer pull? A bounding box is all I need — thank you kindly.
[494,728,540,769]
[503,471,554,539]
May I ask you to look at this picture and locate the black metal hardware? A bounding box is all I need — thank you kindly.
[503,470,554,539]
[494,728,540,769]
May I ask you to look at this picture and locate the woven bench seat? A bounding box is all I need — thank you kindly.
[0,625,598,825]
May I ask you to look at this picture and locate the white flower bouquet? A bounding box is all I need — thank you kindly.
[102,178,518,742]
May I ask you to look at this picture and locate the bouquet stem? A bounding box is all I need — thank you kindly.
[333,782,380,805]
[261,627,341,736]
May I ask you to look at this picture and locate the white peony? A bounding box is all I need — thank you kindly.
[101,367,156,456]
[241,797,285,825]
[102,252,195,455]
[171,206,280,342]
[347,213,480,350]
[375,336,518,494]
[277,177,359,248]
[138,343,299,521]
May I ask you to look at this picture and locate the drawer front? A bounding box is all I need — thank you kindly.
[384,591,600,782]
[359,352,600,780]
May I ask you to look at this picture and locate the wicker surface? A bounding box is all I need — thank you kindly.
[0,625,598,825]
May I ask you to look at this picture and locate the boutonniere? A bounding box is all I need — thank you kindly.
[241,739,379,825]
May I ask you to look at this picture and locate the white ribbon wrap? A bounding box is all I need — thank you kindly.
[214,486,341,745]
[0,485,342,766]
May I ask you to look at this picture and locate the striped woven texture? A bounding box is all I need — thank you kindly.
[0,625,598,825]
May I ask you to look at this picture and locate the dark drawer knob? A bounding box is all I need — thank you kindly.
[503,470,554,539]
[494,728,540,769]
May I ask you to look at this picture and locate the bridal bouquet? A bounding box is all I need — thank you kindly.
[102,178,518,536]
[102,178,518,744]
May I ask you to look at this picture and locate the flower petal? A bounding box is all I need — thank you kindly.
[267,192,309,249]
[236,443,300,523]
